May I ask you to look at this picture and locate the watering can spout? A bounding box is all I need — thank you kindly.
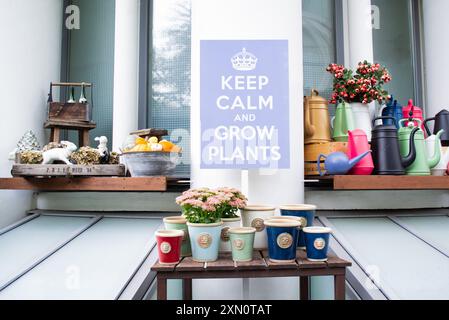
[428,130,445,168]
[348,151,371,171]
[401,127,419,168]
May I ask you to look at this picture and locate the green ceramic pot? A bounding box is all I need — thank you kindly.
[228,227,256,262]
[163,216,191,257]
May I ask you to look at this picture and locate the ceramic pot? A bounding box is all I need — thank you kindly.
[187,221,223,262]
[219,217,241,252]
[228,227,256,262]
[351,102,372,142]
[163,216,191,257]
[303,227,332,262]
[264,219,301,263]
[155,230,184,264]
[241,206,275,249]
[279,205,316,250]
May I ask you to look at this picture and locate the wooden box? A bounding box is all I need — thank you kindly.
[46,82,93,123]
[48,102,91,122]
[11,164,126,177]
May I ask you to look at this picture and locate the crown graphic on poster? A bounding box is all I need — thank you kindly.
[231,48,258,71]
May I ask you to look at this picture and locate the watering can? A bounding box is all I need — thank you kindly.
[331,102,355,142]
[379,96,403,129]
[399,118,443,176]
[317,151,371,176]
[424,110,449,147]
[371,116,418,175]
[403,100,426,136]
[425,128,449,176]
[304,90,332,145]
[347,129,374,175]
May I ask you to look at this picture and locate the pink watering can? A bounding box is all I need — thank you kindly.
[347,129,374,175]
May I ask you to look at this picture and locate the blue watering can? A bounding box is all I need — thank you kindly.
[317,151,372,176]
[380,95,403,129]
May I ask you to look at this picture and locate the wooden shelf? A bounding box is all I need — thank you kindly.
[0,177,167,192]
[306,175,449,191]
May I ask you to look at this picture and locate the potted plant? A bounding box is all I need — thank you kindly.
[215,188,247,252]
[327,61,392,142]
[176,188,224,262]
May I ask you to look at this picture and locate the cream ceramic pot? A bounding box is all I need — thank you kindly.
[241,206,275,249]
[219,217,242,252]
[351,102,373,142]
[426,134,449,175]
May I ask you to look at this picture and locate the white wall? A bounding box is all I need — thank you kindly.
[0,0,62,228]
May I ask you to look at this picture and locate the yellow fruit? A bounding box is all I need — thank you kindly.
[159,140,175,152]
[131,144,150,152]
[148,136,159,144]
[171,145,182,153]
[135,137,147,145]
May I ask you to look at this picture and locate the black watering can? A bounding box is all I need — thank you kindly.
[424,109,449,146]
[371,116,419,175]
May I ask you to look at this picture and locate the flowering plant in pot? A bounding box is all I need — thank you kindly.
[176,188,248,257]
[327,61,392,141]
[215,188,247,252]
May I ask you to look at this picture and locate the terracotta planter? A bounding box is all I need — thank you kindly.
[219,217,241,252]
[187,221,223,262]
[155,230,184,264]
[228,227,256,262]
[163,216,191,257]
[241,206,275,249]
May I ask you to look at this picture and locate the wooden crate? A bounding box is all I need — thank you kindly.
[11,164,126,177]
[48,102,91,122]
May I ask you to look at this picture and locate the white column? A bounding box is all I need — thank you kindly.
[112,0,139,150]
[191,0,303,300]
[346,0,376,117]
[422,0,449,118]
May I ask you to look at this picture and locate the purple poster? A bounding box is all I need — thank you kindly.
[200,40,290,169]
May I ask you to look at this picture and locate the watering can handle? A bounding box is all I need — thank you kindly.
[317,154,327,176]
[373,116,396,127]
[424,117,435,137]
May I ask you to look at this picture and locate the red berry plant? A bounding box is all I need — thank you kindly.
[326,60,392,105]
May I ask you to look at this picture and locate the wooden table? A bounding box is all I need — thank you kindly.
[151,250,351,300]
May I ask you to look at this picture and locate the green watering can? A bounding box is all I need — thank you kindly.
[398,118,444,176]
[331,102,355,142]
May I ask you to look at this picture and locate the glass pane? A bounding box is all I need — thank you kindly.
[0,217,160,300]
[372,0,415,105]
[150,0,191,177]
[329,217,449,299]
[68,0,115,146]
[303,0,336,114]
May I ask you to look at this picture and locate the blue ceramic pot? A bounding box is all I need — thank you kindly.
[279,205,316,249]
[264,219,301,263]
[187,221,223,262]
[303,227,332,262]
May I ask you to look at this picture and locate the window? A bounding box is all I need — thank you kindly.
[302,0,339,114]
[372,0,421,107]
[146,0,192,177]
[64,0,115,144]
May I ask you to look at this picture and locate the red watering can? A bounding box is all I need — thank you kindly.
[347,129,374,175]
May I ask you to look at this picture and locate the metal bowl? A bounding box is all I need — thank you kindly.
[121,152,179,177]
